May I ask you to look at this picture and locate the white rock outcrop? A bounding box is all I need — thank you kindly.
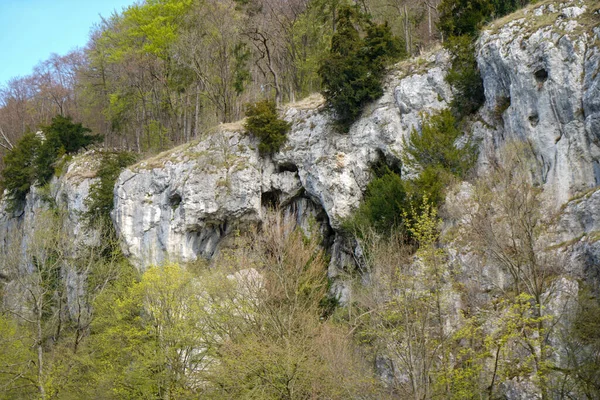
[477,0,600,206]
[112,52,453,270]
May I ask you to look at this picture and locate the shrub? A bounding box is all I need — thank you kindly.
[244,100,291,155]
[36,116,103,183]
[403,165,458,210]
[84,151,137,227]
[42,115,102,154]
[319,6,403,131]
[438,0,531,119]
[445,36,486,118]
[345,167,408,235]
[402,109,478,178]
[438,0,494,38]
[401,109,477,209]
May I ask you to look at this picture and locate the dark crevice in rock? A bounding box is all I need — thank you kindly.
[169,193,182,208]
[276,162,299,173]
[371,148,402,177]
[594,161,600,186]
[529,114,540,127]
[261,190,282,209]
[282,195,335,250]
[534,68,549,84]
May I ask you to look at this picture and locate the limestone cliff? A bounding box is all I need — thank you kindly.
[476,0,600,207]
[112,51,453,272]
[0,1,598,392]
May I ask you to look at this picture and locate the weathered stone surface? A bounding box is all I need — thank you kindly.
[112,132,263,268]
[477,0,600,206]
[0,151,102,317]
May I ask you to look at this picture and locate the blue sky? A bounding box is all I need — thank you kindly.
[0,0,136,86]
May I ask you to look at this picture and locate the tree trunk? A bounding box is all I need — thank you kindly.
[36,302,46,400]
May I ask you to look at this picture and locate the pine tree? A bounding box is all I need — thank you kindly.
[319,6,403,132]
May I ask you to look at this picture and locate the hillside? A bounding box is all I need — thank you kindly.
[0,0,599,398]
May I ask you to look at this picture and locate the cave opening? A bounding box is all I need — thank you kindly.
[169,193,182,208]
[276,163,299,173]
[534,68,548,84]
[529,114,540,127]
[261,190,281,209]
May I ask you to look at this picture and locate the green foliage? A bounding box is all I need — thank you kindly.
[571,286,600,396]
[438,0,531,118]
[0,133,41,209]
[0,314,37,398]
[244,100,291,155]
[319,5,404,131]
[346,167,408,234]
[84,151,137,228]
[438,0,494,38]
[88,263,203,398]
[111,0,193,61]
[445,36,486,118]
[347,109,476,239]
[491,0,532,17]
[402,109,477,207]
[403,109,478,177]
[0,116,100,211]
[42,115,102,155]
[232,42,251,95]
[142,119,171,153]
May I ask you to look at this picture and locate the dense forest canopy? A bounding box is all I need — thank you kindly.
[0,0,448,164]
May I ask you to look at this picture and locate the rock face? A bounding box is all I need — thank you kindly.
[474,0,600,296]
[0,152,102,315]
[0,152,101,258]
[476,0,600,206]
[112,51,453,270]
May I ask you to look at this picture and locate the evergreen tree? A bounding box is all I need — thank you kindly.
[0,115,100,210]
[0,133,41,210]
[319,5,403,132]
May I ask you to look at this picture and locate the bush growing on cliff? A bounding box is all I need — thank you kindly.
[438,0,532,118]
[444,36,486,118]
[319,5,403,131]
[84,151,137,229]
[347,110,477,237]
[402,109,478,207]
[36,115,103,184]
[346,167,408,235]
[244,100,291,155]
[402,109,478,178]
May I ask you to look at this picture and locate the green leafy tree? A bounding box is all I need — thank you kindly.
[87,263,207,399]
[244,100,291,155]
